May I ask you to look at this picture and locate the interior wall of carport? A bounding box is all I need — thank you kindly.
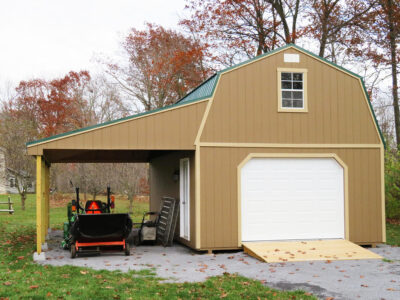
[149,151,196,249]
[199,146,384,250]
[35,156,50,255]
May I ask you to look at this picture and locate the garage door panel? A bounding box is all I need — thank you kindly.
[241,157,345,242]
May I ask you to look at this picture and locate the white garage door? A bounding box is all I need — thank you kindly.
[241,157,344,242]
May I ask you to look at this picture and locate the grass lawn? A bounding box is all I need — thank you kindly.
[0,194,316,299]
[386,222,400,247]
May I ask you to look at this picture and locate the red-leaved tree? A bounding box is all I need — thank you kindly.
[10,71,91,138]
[106,23,212,111]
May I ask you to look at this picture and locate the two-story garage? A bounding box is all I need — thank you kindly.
[27,44,385,257]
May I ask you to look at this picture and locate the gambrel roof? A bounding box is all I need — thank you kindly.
[27,44,385,149]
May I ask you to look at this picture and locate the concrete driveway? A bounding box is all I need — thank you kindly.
[40,231,400,300]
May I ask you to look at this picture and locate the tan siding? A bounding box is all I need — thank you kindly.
[149,151,196,248]
[200,147,383,249]
[27,101,208,155]
[200,48,380,145]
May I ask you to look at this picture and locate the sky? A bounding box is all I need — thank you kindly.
[0,0,186,85]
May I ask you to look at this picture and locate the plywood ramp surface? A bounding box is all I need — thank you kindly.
[243,240,382,263]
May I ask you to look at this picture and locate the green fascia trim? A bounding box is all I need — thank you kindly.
[219,43,293,73]
[360,79,387,149]
[26,95,213,147]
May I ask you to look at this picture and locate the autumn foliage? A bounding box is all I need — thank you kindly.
[107,23,212,111]
[7,71,90,138]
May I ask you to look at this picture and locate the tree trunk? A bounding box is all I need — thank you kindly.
[385,0,400,148]
[21,193,26,211]
[128,195,134,215]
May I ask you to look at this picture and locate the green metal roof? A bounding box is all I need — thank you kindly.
[27,44,385,148]
[177,73,219,103]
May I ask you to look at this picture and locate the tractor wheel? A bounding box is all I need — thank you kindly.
[70,244,77,259]
[125,242,130,256]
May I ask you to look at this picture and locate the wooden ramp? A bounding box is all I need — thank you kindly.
[243,240,382,263]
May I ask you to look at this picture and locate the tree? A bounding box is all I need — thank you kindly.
[265,0,301,43]
[11,71,91,138]
[0,110,36,210]
[304,0,376,60]
[181,0,302,66]
[115,164,148,215]
[357,0,400,148]
[106,23,211,111]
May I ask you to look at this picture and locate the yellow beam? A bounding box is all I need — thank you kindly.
[36,156,42,254]
[44,163,50,232]
[41,159,46,239]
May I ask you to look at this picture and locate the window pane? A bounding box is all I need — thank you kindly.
[293,81,303,90]
[282,81,292,89]
[293,91,303,99]
[281,73,291,80]
[293,100,303,108]
[282,99,292,107]
[282,91,292,99]
[293,73,302,81]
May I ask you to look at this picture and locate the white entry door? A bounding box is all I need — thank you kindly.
[180,158,190,240]
[241,157,345,242]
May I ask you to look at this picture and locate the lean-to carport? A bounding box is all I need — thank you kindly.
[27,98,209,259]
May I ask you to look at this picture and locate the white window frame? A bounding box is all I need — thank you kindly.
[277,68,308,112]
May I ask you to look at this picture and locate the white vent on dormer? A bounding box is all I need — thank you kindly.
[284,53,300,63]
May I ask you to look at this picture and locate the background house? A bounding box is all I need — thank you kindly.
[0,148,35,194]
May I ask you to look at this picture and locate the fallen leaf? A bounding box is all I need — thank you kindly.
[80,270,88,275]
[17,256,24,260]
[3,282,12,286]
[29,285,39,289]
[220,292,228,298]
[46,292,52,297]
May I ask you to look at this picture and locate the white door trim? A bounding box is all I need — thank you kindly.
[237,153,349,247]
[180,158,190,240]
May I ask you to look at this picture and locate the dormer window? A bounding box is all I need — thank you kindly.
[277,68,308,112]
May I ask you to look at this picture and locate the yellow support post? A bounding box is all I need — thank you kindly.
[45,163,50,232]
[36,156,43,255]
[41,159,46,240]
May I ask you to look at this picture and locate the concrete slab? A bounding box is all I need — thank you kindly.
[39,231,400,300]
